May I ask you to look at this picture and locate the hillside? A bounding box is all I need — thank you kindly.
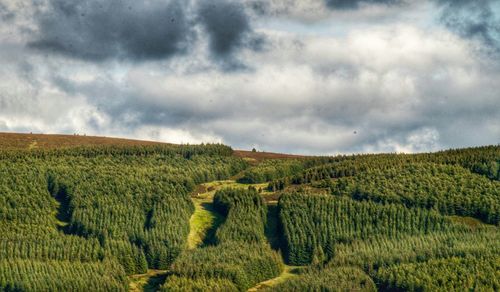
[0,133,498,291]
[0,132,166,149]
[0,132,300,161]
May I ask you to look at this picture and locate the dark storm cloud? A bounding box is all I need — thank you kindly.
[0,2,15,22]
[198,0,253,58]
[28,0,260,64]
[245,0,269,16]
[325,0,401,10]
[29,0,192,61]
[437,0,500,53]
[2,0,500,153]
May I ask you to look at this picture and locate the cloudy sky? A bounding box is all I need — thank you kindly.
[0,0,499,154]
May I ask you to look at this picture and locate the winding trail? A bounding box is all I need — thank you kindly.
[128,179,295,291]
[127,180,230,291]
[187,197,224,249]
[247,201,303,291]
[187,180,301,291]
[248,266,302,291]
[128,270,169,292]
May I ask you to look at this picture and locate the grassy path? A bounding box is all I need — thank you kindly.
[247,201,303,291]
[248,265,302,291]
[128,179,288,291]
[28,141,38,149]
[128,270,169,292]
[190,180,301,291]
[127,181,233,291]
[187,179,274,248]
[187,198,224,249]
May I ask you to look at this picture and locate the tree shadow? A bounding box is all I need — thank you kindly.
[200,202,225,247]
[143,272,171,292]
[47,174,74,235]
[265,203,282,251]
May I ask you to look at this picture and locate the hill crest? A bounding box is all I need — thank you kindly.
[0,132,302,160]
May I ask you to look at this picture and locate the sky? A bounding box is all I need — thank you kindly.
[0,0,499,155]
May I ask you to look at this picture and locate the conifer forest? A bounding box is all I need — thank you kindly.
[0,134,499,291]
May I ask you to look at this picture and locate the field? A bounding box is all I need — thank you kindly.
[0,133,498,291]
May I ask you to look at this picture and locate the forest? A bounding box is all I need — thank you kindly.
[0,134,498,291]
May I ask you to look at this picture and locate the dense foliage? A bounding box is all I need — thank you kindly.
[279,193,458,265]
[268,146,500,191]
[326,163,500,224]
[239,157,338,184]
[0,144,246,291]
[162,189,282,291]
[213,188,268,244]
[328,228,499,273]
[267,267,376,292]
[0,259,128,291]
[238,159,305,184]
[271,145,499,291]
[161,275,237,291]
[1,137,499,291]
[375,256,499,291]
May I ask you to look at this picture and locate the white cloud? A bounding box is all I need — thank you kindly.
[130,125,222,145]
[0,0,499,154]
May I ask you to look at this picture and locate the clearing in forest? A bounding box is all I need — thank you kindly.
[128,270,169,292]
[187,198,224,249]
[248,265,302,291]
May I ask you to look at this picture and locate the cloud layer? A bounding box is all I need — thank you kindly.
[324,0,401,10]
[0,0,499,154]
[438,0,500,53]
[29,0,260,64]
[199,0,251,57]
[30,0,192,61]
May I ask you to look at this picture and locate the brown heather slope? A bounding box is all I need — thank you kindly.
[0,132,304,160]
[0,132,165,150]
[233,150,306,161]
